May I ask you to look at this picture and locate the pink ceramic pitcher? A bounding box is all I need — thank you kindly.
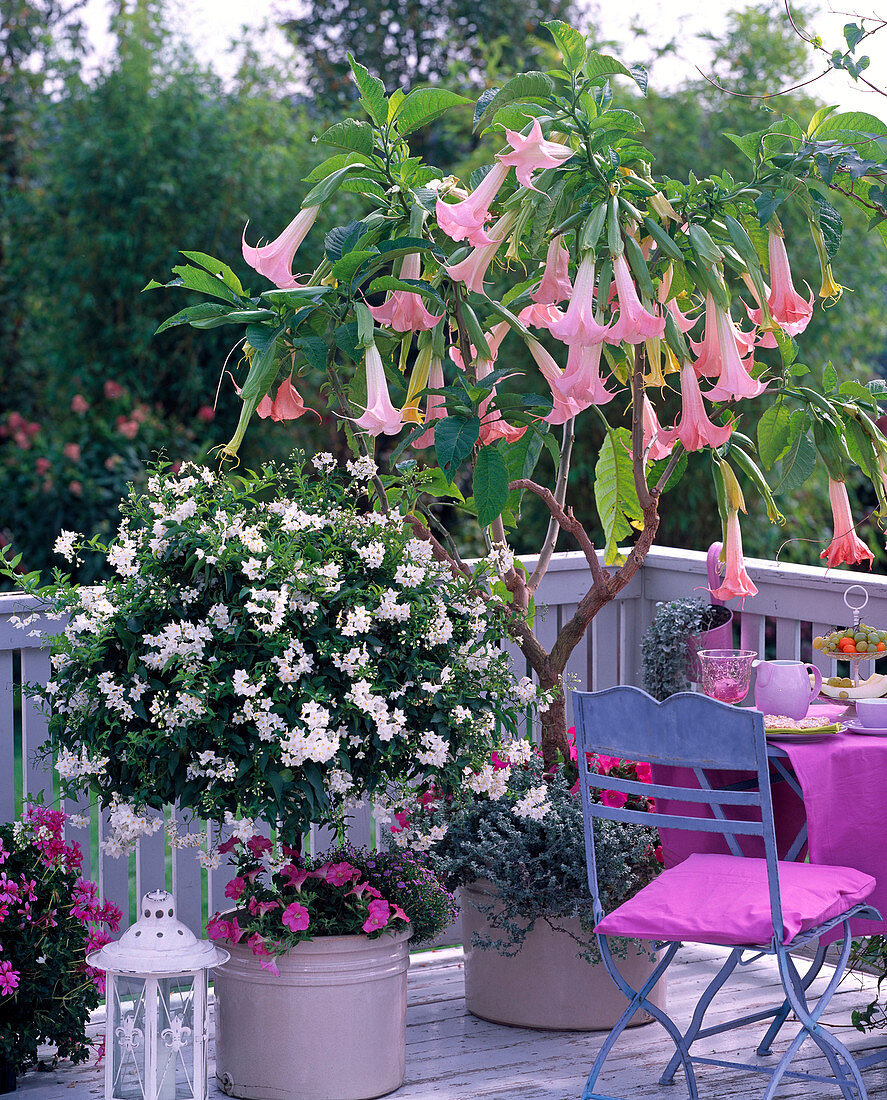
[752,659,823,719]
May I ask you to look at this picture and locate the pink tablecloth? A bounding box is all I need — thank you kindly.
[655,703,887,938]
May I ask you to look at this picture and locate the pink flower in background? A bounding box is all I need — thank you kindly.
[257,376,317,423]
[820,478,874,569]
[228,915,245,943]
[63,443,81,462]
[242,205,321,289]
[352,344,404,436]
[436,162,510,246]
[348,881,383,900]
[197,405,215,422]
[207,914,232,941]
[68,480,83,497]
[765,230,814,335]
[282,902,310,933]
[601,789,628,809]
[35,457,51,475]
[0,960,20,995]
[548,254,610,347]
[533,236,572,304]
[496,121,573,191]
[444,236,502,295]
[324,862,360,887]
[689,293,722,378]
[412,356,446,449]
[642,396,674,461]
[635,762,653,783]
[225,877,247,901]
[247,898,280,918]
[104,381,124,400]
[246,836,273,857]
[247,932,272,957]
[658,363,734,453]
[477,357,527,445]
[368,251,443,332]
[260,956,281,977]
[71,395,89,414]
[703,302,767,403]
[518,302,564,331]
[606,254,666,344]
[709,510,758,602]
[391,904,410,923]
[282,866,310,891]
[595,754,623,773]
[116,416,139,439]
[362,898,391,933]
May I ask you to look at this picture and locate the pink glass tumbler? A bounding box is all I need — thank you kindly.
[697,649,757,705]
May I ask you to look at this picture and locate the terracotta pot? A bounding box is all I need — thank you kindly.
[461,881,666,1031]
[214,929,411,1100]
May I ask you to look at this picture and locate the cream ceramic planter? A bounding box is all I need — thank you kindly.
[462,881,666,1031]
[214,929,411,1100]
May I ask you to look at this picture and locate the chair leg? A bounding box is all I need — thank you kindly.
[755,940,828,1056]
[582,940,700,1100]
[659,947,742,1085]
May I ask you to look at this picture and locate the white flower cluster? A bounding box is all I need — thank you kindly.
[66,585,116,637]
[346,456,378,480]
[376,588,410,622]
[56,747,109,780]
[273,639,314,683]
[54,529,80,563]
[166,820,206,849]
[346,679,407,742]
[327,769,354,796]
[513,784,552,822]
[341,606,373,636]
[280,725,340,767]
[149,691,206,730]
[417,730,449,767]
[392,821,448,851]
[331,645,370,676]
[223,811,256,840]
[102,801,163,858]
[245,584,290,633]
[233,670,266,698]
[235,696,287,742]
[97,671,136,721]
[356,541,386,567]
[107,536,140,578]
[487,542,515,576]
[500,736,535,766]
[143,621,213,669]
[186,750,237,782]
[311,452,337,472]
[465,762,510,800]
[513,676,539,704]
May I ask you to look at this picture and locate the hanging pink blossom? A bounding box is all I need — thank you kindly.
[710,510,758,603]
[559,342,614,407]
[413,357,446,448]
[436,162,510,246]
[518,302,564,331]
[657,267,697,333]
[525,338,587,424]
[690,293,723,378]
[257,376,319,423]
[533,237,573,304]
[765,230,814,336]
[820,478,874,568]
[443,224,510,296]
[368,251,444,331]
[242,205,321,289]
[658,363,734,452]
[548,253,610,347]
[496,120,573,191]
[606,254,666,344]
[352,344,404,436]
[642,396,674,461]
[703,302,768,403]
[477,357,527,445]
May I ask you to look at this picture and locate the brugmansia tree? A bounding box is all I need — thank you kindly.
[149,20,887,766]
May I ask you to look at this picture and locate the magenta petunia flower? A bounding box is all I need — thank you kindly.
[224,876,247,901]
[242,205,321,289]
[362,898,391,933]
[282,902,310,933]
[0,960,20,995]
[601,789,628,809]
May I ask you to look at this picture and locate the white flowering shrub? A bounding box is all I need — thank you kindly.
[18,457,531,846]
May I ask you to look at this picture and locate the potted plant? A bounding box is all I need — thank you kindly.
[0,803,120,1089]
[393,739,665,1030]
[6,457,530,1098]
[209,840,456,1099]
[642,593,733,701]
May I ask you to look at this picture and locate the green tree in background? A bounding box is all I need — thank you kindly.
[282,0,576,115]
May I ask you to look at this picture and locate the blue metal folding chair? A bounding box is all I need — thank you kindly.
[573,685,881,1100]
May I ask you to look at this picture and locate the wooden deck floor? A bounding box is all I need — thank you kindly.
[22,944,887,1099]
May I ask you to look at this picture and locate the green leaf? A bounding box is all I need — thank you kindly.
[304,152,371,183]
[222,325,284,458]
[367,276,446,311]
[815,111,887,150]
[823,362,839,392]
[303,164,368,207]
[261,286,334,307]
[418,467,465,502]
[587,109,643,136]
[844,22,866,52]
[435,416,480,480]
[845,416,878,478]
[594,426,642,565]
[294,336,329,373]
[154,302,231,334]
[395,88,471,136]
[325,220,370,262]
[179,251,245,297]
[757,403,793,468]
[647,451,687,493]
[773,329,797,368]
[474,88,499,129]
[473,445,511,526]
[776,428,816,493]
[339,176,389,201]
[318,118,374,157]
[585,51,636,87]
[474,72,554,131]
[169,264,239,304]
[347,54,387,125]
[331,249,379,284]
[724,131,762,163]
[542,19,587,70]
[491,103,551,132]
[808,188,843,260]
[755,189,788,225]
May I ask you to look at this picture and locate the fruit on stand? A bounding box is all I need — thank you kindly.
[819,672,887,701]
[813,625,887,656]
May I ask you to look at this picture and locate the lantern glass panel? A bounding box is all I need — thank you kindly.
[111,975,148,1100]
[157,975,198,1100]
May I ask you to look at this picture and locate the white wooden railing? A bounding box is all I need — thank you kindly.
[4,545,887,934]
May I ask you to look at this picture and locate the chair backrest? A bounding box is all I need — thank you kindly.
[572,686,783,937]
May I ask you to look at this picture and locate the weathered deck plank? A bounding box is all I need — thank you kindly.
[22,944,887,1099]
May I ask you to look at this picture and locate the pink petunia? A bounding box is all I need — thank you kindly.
[246,835,273,858]
[224,877,247,901]
[362,898,392,933]
[601,789,628,809]
[248,932,271,957]
[282,902,310,933]
[0,960,21,995]
[247,897,280,918]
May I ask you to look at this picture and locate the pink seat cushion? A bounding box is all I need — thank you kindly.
[595,853,875,947]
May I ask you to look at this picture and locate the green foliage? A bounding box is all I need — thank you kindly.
[641,598,728,701]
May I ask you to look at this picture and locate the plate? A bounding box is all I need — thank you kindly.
[843,718,887,737]
[765,724,842,743]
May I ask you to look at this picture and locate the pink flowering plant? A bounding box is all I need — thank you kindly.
[0,803,120,1073]
[145,25,887,771]
[206,837,456,970]
[7,457,536,857]
[399,734,661,963]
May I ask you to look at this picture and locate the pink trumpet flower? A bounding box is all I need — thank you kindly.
[548,253,611,346]
[710,509,759,603]
[436,162,510,246]
[352,344,404,436]
[242,205,320,289]
[642,396,674,461]
[533,237,573,304]
[496,120,574,191]
[559,341,614,407]
[657,267,698,333]
[525,338,587,424]
[703,302,768,403]
[478,355,527,445]
[658,363,734,452]
[765,230,814,336]
[820,478,874,568]
[518,302,564,331]
[368,251,443,332]
[690,293,723,378]
[444,212,515,295]
[413,357,446,449]
[257,376,319,422]
[606,254,666,344]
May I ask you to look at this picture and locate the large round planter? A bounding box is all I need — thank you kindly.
[214,929,411,1100]
[461,882,666,1031]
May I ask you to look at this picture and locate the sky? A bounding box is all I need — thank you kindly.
[77,0,887,115]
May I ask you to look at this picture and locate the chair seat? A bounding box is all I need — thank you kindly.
[595,853,876,947]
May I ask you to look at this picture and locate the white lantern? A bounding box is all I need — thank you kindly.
[88,890,229,1100]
